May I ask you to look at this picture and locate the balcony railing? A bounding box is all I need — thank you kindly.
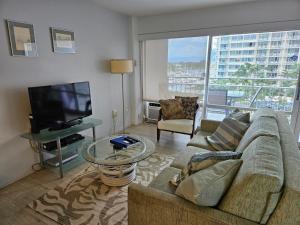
[168,76,298,113]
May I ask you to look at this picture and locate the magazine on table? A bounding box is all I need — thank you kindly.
[110,135,139,149]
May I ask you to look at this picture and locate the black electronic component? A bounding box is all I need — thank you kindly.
[42,134,85,151]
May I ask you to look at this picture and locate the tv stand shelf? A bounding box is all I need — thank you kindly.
[21,118,102,178]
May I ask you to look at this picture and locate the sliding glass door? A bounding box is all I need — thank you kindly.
[141,30,300,140]
[206,31,300,122]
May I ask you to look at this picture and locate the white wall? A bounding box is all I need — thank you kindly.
[137,0,300,39]
[0,0,130,188]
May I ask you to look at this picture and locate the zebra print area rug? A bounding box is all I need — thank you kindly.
[29,153,174,225]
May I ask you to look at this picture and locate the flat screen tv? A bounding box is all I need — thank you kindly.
[28,81,92,132]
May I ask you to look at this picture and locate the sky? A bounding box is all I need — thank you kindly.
[168,37,208,63]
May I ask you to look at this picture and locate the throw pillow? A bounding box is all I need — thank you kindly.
[175,159,243,206]
[175,96,198,120]
[228,108,250,123]
[169,151,242,187]
[206,117,249,151]
[159,99,185,120]
[185,151,242,176]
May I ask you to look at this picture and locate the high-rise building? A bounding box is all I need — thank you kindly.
[212,31,300,78]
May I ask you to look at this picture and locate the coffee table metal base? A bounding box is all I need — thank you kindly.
[99,163,137,186]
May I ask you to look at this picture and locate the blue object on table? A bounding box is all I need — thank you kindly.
[110,135,139,148]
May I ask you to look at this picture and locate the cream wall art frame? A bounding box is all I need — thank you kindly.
[50,27,76,54]
[6,20,38,57]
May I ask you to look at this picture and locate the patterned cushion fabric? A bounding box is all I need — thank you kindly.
[206,117,249,151]
[175,96,198,120]
[175,159,242,207]
[159,99,185,120]
[228,108,250,123]
[219,135,284,223]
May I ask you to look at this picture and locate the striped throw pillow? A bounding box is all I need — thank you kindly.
[206,117,249,151]
[185,151,242,176]
[170,151,242,187]
[228,108,250,123]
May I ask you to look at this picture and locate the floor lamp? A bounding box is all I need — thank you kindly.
[110,59,133,134]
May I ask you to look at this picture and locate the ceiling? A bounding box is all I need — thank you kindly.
[92,0,263,16]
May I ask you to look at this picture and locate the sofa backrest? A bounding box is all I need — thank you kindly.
[218,135,284,224]
[267,112,300,225]
[250,108,277,122]
[236,116,279,153]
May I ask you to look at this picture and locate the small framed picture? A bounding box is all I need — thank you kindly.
[6,20,38,57]
[51,28,76,53]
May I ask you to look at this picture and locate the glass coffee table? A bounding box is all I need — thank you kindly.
[81,135,155,186]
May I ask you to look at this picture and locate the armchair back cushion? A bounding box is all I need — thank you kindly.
[159,99,185,120]
[175,96,198,120]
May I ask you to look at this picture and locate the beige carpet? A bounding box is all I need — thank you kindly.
[29,153,175,225]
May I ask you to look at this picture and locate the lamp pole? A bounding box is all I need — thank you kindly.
[121,73,125,134]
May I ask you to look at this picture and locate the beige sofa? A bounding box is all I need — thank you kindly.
[128,109,300,225]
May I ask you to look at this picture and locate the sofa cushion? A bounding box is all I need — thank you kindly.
[267,112,300,225]
[149,167,180,195]
[236,116,279,153]
[171,146,210,170]
[159,99,186,120]
[218,136,284,223]
[175,96,198,120]
[176,159,242,207]
[206,117,249,151]
[187,130,215,151]
[158,119,193,134]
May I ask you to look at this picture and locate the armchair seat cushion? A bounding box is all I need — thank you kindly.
[158,119,194,134]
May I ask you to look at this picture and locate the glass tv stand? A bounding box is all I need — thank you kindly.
[21,118,102,178]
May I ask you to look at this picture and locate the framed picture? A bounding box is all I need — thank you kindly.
[6,20,38,57]
[51,28,76,53]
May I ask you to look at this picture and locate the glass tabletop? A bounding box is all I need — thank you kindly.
[81,135,155,166]
[21,118,102,143]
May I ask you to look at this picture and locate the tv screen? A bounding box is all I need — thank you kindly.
[28,81,92,130]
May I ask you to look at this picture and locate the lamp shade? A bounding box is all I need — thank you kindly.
[110,59,133,74]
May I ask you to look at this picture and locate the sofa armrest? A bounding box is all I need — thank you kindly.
[128,183,257,225]
[200,119,221,133]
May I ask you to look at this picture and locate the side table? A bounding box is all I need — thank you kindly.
[21,118,102,178]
